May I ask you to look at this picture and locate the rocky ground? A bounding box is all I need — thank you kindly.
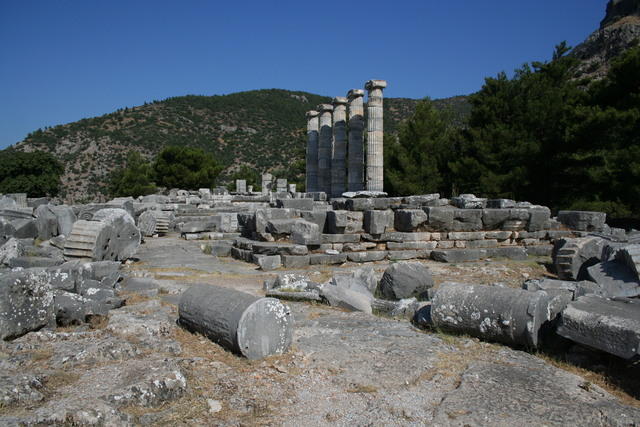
[1,235,639,426]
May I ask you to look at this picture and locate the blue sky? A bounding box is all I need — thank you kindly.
[0,0,606,149]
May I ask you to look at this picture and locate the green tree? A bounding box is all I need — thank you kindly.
[450,42,585,203]
[154,146,223,190]
[562,45,640,218]
[384,99,459,196]
[0,148,63,197]
[228,165,261,191]
[108,151,156,197]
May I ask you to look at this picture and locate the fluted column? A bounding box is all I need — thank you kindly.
[317,104,334,195]
[305,110,319,193]
[365,79,387,192]
[331,97,348,198]
[347,89,365,192]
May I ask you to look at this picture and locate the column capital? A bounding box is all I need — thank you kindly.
[347,89,365,100]
[306,110,319,118]
[365,79,388,91]
[332,96,348,106]
[317,103,334,112]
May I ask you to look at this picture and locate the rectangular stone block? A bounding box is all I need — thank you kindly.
[346,251,387,263]
[373,197,403,210]
[466,239,498,248]
[291,220,320,245]
[276,198,314,210]
[486,199,516,209]
[321,234,361,243]
[485,231,513,240]
[326,211,364,234]
[231,247,253,262]
[345,198,374,211]
[343,242,376,252]
[448,231,486,241]
[281,255,310,268]
[431,249,487,263]
[526,245,553,257]
[485,247,528,260]
[386,241,437,250]
[528,207,551,232]
[425,206,454,230]
[557,210,606,232]
[437,241,454,249]
[452,209,483,231]
[482,209,511,230]
[363,210,394,234]
[300,210,327,233]
[394,209,429,232]
[309,253,348,265]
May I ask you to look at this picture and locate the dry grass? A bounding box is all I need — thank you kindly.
[44,370,81,391]
[346,384,378,393]
[120,291,152,306]
[30,348,54,362]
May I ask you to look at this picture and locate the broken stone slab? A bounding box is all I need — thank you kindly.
[319,283,372,313]
[371,297,424,319]
[178,284,293,359]
[557,210,607,232]
[379,262,434,301]
[10,218,38,239]
[394,209,429,232]
[8,256,62,268]
[486,199,517,209]
[63,220,116,260]
[586,261,640,298]
[431,249,487,263]
[451,194,487,209]
[615,244,640,280]
[205,243,232,257]
[431,282,552,348]
[331,274,375,299]
[386,241,437,251]
[34,205,58,240]
[270,273,317,292]
[53,290,110,326]
[344,198,374,211]
[523,278,603,300]
[50,205,77,236]
[0,237,24,266]
[0,270,54,340]
[291,219,320,245]
[300,210,327,233]
[557,295,640,360]
[525,245,553,257]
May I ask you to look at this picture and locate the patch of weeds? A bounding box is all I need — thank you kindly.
[30,348,54,362]
[346,384,378,393]
[44,370,81,391]
[202,244,212,255]
[88,314,109,330]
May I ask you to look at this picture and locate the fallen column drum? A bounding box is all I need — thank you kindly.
[178,284,294,359]
[431,282,551,348]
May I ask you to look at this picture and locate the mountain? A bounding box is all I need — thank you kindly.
[571,0,640,80]
[15,89,469,201]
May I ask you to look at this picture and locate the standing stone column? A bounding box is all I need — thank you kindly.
[331,97,348,198]
[305,110,319,193]
[347,89,365,192]
[365,80,387,192]
[317,104,334,195]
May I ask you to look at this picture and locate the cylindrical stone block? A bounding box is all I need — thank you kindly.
[305,110,320,193]
[178,284,294,359]
[331,97,348,198]
[431,282,551,348]
[365,80,387,192]
[347,89,365,192]
[317,104,334,195]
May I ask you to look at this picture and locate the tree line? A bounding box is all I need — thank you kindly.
[385,43,640,220]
